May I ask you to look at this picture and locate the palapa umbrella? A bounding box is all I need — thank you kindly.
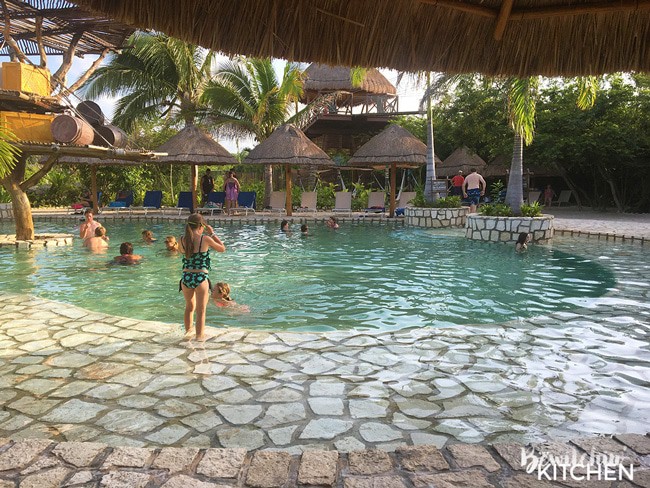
[155,124,238,212]
[348,125,427,218]
[242,124,335,216]
[437,146,487,178]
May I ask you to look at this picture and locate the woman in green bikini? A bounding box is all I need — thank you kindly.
[179,213,226,341]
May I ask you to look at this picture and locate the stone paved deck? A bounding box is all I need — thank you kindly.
[0,434,648,487]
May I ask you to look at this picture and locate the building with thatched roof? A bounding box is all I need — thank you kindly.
[72,0,648,77]
[437,147,488,178]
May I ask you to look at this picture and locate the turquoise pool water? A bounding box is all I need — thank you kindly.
[0,221,616,331]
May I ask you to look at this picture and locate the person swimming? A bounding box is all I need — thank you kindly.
[113,242,143,264]
[142,230,157,243]
[515,232,531,252]
[164,235,179,252]
[212,282,249,313]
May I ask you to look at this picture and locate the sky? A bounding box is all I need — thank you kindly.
[49,54,427,153]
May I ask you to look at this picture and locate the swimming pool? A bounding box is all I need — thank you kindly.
[0,221,615,332]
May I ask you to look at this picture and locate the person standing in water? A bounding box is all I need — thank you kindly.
[178,213,226,341]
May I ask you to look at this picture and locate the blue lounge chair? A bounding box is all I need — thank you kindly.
[196,191,225,216]
[129,190,163,216]
[232,191,256,215]
[163,191,193,216]
[103,190,133,213]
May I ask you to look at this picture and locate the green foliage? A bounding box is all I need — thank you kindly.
[479,203,513,217]
[490,180,506,202]
[351,183,370,211]
[409,189,432,208]
[245,180,265,210]
[291,184,301,208]
[520,201,542,217]
[27,166,82,207]
[0,125,19,180]
[431,196,462,208]
[316,181,336,209]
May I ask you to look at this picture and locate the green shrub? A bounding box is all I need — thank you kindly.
[316,182,336,209]
[490,180,506,202]
[431,196,462,208]
[351,183,370,211]
[520,201,542,217]
[479,203,513,216]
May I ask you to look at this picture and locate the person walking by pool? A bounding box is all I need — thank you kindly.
[179,213,226,341]
[113,242,143,264]
[142,230,156,243]
[79,209,102,241]
[450,170,465,196]
[515,232,531,252]
[200,169,215,206]
[84,226,108,252]
[544,184,556,207]
[462,167,487,214]
[223,170,241,214]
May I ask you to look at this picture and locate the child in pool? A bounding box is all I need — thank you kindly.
[84,226,109,252]
[142,230,157,243]
[515,232,531,252]
[212,282,249,312]
[301,224,309,235]
[164,235,179,252]
[326,216,339,229]
[114,242,143,264]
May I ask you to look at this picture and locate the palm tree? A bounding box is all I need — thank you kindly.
[201,58,305,206]
[81,32,216,131]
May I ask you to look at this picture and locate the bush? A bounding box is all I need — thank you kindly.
[479,203,514,216]
[431,196,462,208]
[351,183,370,211]
[520,201,542,217]
[316,181,336,209]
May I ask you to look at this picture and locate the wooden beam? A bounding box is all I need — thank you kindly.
[494,0,515,40]
[35,15,47,67]
[511,0,650,20]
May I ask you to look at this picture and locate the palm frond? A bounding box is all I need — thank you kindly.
[576,76,599,110]
[0,125,19,179]
[506,76,539,145]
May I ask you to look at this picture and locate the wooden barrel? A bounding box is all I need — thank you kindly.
[51,115,95,145]
[94,124,128,148]
[76,100,105,125]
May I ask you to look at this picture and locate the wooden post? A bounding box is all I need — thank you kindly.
[90,165,98,213]
[285,164,293,216]
[389,162,397,218]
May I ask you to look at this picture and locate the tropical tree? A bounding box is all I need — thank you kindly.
[81,32,216,131]
[201,58,305,206]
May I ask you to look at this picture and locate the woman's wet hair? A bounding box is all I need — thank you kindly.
[94,226,105,237]
[120,242,133,255]
[516,232,529,245]
[215,282,232,301]
[183,213,206,258]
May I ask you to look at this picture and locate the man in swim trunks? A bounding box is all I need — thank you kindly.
[462,167,487,214]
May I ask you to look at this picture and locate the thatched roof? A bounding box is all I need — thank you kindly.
[1,0,135,57]
[155,124,237,165]
[348,124,432,169]
[437,146,488,177]
[243,124,335,167]
[301,64,396,104]
[73,0,649,77]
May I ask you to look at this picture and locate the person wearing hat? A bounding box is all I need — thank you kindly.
[450,170,465,196]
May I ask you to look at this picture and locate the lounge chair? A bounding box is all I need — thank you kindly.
[365,191,386,214]
[295,191,317,215]
[129,190,163,216]
[527,190,542,204]
[103,190,133,213]
[162,191,193,216]
[231,191,257,216]
[553,190,572,206]
[395,191,417,217]
[332,192,352,216]
[196,191,225,216]
[265,191,287,213]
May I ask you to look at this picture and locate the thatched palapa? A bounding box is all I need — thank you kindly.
[73,0,649,77]
[437,147,487,178]
[243,124,335,215]
[348,124,428,217]
[301,64,396,105]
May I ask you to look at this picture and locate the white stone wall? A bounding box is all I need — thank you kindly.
[0,234,74,249]
[405,207,469,228]
[465,215,554,243]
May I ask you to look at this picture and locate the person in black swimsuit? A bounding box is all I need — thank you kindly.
[178,213,226,341]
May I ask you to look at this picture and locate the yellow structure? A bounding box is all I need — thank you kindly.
[0,111,55,143]
[1,62,51,97]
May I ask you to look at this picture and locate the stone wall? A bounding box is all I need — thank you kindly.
[465,215,554,243]
[0,233,74,249]
[405,207,468,228]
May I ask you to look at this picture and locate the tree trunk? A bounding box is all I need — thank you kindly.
[1,174,34,241]
[505,133,524,215]
[263,164,273,207]
[423,77,437,203]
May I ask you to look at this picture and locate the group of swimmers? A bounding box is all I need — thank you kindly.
[280,216,339,235]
